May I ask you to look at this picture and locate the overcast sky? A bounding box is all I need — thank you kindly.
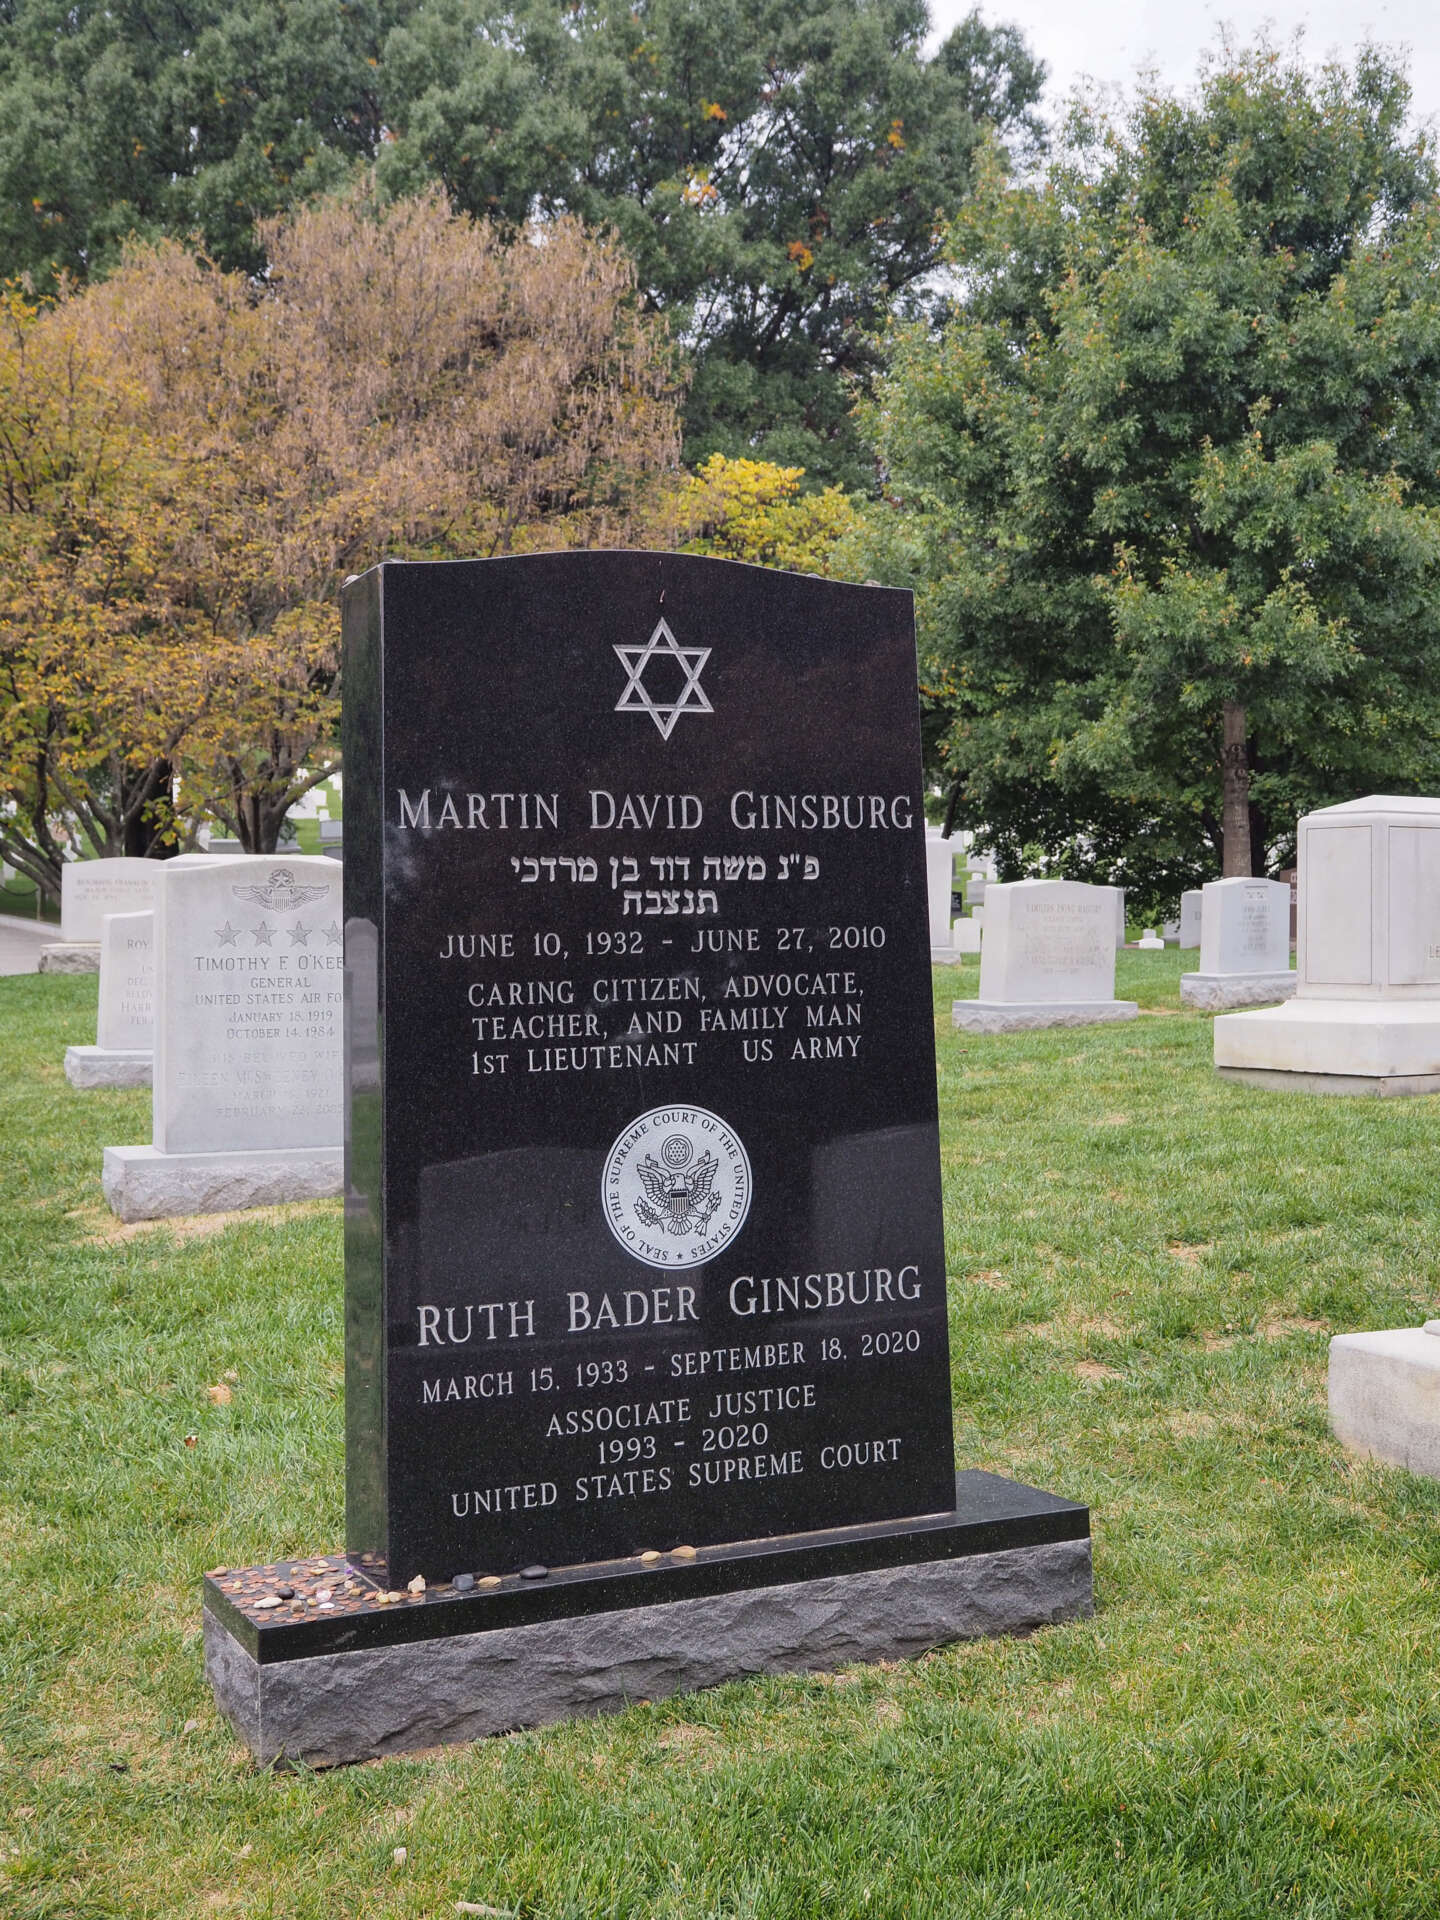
[928,0,1438,133]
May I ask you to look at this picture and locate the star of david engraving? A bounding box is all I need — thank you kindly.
[613,617,713,740]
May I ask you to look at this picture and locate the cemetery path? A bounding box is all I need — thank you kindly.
[0,913,50,973]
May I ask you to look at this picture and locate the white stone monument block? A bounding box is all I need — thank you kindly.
[1180,877,1295,1010]
[102,857,344,1218]
[953,880,1137,1032]
[64,910,155,1088]
[1214,797,1440,1092]
[1329,1324,1440,1478]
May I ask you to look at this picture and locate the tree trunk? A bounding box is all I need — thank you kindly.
[1220,701,1253,876]
[122,761,175,857]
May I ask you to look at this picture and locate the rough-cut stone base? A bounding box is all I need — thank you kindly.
[1180,970,1297,1011]
[102,1143,342,1221]
[64,1044,152,1089]
[952,1000,1138,1035]
[1330,1327,1440,1476]
[205,1536,1092,1767]
[39,942,101,974]
[1214,998,1440,1094]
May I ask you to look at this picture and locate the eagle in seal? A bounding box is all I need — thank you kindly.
[634,1149,722,1237]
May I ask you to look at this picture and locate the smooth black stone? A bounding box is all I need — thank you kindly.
[521,1564,549,1582]
[205,1471,1088,1665]
[341,553,955,1588]
[276,1585,295,1600]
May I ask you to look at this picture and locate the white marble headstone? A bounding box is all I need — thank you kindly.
[97,911,154,1050]
[60,858,159,944]
[1178,890,1203,948]
[153,856,344,1154]
[1199,877,1290,976]
[978,880,1123,1005]
[924,828,956,952]
[1297,795,1440,1001]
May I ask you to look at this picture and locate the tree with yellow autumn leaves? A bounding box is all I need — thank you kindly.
[0,189,682,896]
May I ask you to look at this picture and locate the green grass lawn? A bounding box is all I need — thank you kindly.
[3,958,1440,1918]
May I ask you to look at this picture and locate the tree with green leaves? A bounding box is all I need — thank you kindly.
[379,0,1045,484]
[0,0,1044,487]
[862,40,1440,902]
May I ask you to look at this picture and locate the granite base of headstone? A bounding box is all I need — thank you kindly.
[1329,1323,1440,1478]
[65,908,156,1088]
[1215,798,1440,1093]
[102,856,343,1219]
[1136,929,1164,950]
[201,552,1091,1765]
[203,1472,1091,1768]
[1180,876,1296,1010]
[40,942,101,974]
[953,879,1137,1032]
[66,1048,151,1089]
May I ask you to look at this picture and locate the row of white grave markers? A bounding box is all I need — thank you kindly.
[40,857,160,973]
[94,856,344,1222]
[925,827,982,961]
[62,852,253,1089]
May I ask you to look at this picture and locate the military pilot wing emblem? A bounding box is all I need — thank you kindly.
[232,866,331,913]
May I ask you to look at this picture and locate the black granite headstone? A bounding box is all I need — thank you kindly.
[342,553,955,1587]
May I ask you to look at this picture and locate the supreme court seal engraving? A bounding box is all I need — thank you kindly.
[602,1104,751,1268]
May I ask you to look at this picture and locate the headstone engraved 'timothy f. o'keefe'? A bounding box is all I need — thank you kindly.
[101,857,346,1221]
[154,857,344,1154]
[342,554,956,1586]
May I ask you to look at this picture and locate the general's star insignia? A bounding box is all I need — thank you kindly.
[214,922,240,947]
[613,617,712,740]
[251,921,276,948]
[288,920,312,947]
